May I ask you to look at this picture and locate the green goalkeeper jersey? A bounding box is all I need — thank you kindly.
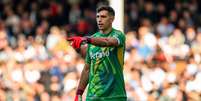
[85,28,127,101]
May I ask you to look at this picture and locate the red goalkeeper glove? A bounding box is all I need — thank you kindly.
[67,36,85,49]
[74,89,84,101]
[74,95,82,101]
[67,36,91,49]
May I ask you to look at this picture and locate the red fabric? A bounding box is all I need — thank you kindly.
[67,36,85,49]
[77,20,89,33]
[74,95,82,101]
[74,95,79,101]
[50,3,58,16]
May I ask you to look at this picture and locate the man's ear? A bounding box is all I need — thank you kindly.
[110,16,114,22]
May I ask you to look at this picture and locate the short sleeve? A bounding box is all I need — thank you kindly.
[112,31,125,47]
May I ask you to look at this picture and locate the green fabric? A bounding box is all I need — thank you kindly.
[85,28,127,100]
[86,97,127,101]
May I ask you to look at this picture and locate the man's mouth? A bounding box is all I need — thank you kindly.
[98,23,103,26]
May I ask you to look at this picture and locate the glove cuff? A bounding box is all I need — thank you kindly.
[84,37,92,43]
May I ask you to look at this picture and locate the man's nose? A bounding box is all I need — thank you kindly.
[97,20,101,23]
[98,20,101,23]
[99,18,103,21]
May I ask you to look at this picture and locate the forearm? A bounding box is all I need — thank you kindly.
[67,36,119,49]
[74,44,87,59]
[87,37,118,47]
[77,64,90,94]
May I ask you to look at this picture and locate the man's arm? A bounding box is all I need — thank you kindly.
[76,63,90,95]
[67,36,120,49]
[87,37,119,47]
[74,44,87,59]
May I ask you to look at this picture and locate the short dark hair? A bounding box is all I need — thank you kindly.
[96,5,115,16]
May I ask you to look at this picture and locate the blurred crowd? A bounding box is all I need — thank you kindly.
[0,0,201,101]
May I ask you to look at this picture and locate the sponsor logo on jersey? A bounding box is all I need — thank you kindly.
[90,51,109,59]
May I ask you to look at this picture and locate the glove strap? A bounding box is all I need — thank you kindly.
[85,37,92,43]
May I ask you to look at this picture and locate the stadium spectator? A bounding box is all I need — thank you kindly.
[0,0,201,100]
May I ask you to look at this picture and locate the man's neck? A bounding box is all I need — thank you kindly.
[100,27,112,34]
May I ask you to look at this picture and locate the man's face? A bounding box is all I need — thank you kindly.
[96,10,114,31]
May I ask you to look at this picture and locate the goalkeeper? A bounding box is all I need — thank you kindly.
[68,5,127,101]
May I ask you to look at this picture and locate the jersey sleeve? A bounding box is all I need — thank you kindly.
[112,31,125,47]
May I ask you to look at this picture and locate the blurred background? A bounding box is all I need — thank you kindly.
[0,0,201,101]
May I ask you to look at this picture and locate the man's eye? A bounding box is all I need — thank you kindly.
[101,16,107,18]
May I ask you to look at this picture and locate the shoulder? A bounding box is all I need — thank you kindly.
[92,32,101,37]
[112,29,125,39]
[113,29,125,36]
